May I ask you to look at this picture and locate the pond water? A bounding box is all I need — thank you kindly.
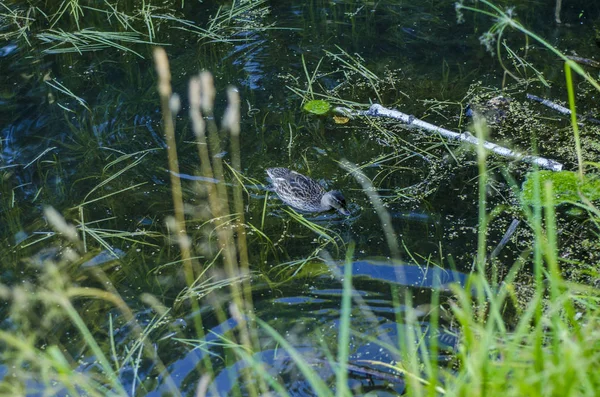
[1,0,599,395]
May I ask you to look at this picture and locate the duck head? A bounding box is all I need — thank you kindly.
[322,190,350,216]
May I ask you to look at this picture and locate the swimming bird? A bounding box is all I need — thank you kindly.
[266,167,350,215]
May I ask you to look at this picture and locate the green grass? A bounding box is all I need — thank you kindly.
[0,3,35,44]
[1,0,275,63]
[38,28,155,58]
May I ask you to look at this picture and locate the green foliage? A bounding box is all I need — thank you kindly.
[522,170,600,205]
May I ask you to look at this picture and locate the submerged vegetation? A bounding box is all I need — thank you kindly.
[1,0,600,395]
[1,0,272,56]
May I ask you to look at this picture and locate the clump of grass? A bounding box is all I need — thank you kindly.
[4,0,275,62]
[440,117,600,396]
[0,207,181,396]
[415,4,600,394]
[38,28,155,58]
[0,3,35,44]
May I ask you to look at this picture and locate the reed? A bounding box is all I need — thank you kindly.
[187,67,265,394]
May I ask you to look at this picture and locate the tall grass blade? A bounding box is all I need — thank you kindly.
[257,318,334,397]
[564,62,584,179]
[335,243,354,396]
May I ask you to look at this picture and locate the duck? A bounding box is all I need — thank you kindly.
[266,167,350,216]
[465,95,512,124]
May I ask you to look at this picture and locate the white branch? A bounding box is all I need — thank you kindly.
[335,104,564,172]
[526,93,571,115]
[526,93,600,125]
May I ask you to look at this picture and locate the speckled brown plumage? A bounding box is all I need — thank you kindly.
[266,167,350,215]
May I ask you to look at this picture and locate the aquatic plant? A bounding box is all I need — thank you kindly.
[1,0,273,59]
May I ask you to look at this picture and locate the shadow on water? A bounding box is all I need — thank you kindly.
[141,259,466,395]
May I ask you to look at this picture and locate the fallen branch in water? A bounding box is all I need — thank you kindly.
[526,93,600,125]
[334,104,564,172]
[526,93,570,115]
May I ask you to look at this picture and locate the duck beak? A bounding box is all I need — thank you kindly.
[339,207,351,216]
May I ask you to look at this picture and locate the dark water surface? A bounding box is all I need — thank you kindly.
[1,0,599,394]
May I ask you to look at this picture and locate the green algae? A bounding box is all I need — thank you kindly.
[522,170,600,205]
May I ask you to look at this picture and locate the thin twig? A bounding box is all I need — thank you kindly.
[526,93,600,125]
